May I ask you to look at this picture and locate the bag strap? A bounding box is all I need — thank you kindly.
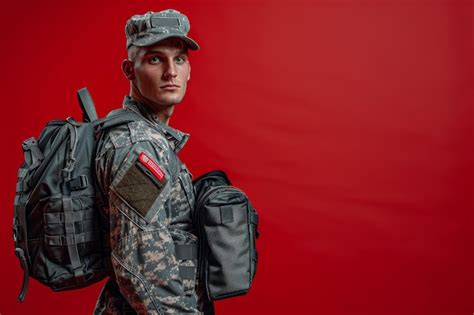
[77,87,98,123]
[94,109,140,132]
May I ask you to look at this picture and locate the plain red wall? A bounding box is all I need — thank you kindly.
[1,0,472,314]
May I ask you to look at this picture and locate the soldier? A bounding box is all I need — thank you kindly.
[94,9,209,315]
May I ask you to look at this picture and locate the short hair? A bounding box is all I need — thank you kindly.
[127,45,139,61]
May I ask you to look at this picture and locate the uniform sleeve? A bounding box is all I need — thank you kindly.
[96,137,200,315]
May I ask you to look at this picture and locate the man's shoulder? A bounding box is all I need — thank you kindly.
[98,118,171,155]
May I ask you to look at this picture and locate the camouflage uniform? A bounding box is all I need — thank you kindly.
[93,96,202,315]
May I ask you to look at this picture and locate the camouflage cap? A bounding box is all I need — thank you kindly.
[125,9,199,50]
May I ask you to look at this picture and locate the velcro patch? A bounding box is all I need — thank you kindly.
[138,152,165,182]
[113,154,168,219]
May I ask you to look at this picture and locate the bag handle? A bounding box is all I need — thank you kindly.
[77,87,98,122]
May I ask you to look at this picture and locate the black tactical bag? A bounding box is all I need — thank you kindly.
[12,88,137,302]
[193,170,260,301]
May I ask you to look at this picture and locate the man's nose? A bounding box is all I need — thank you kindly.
[163,60,177,79]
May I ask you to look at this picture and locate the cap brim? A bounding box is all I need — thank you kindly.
[132,34,200,50]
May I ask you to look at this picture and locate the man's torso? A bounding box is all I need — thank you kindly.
[93,97,201,314]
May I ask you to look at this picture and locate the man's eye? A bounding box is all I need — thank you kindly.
[175,56,186,64]
[149,56,161,64]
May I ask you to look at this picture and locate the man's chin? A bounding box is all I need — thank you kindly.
[154,96,183,107]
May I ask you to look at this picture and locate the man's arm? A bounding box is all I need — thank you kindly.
[96,134,199,314]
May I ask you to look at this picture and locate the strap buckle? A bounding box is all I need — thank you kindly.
[69,175,88,191]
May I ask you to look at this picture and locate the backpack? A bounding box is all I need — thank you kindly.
[12,88,137,302]
[193,170,260,301]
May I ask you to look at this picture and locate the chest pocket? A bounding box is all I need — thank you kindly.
[167,162,196,226]
[179,164,196,210]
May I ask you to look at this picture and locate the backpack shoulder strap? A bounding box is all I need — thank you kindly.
[94,109,140,132]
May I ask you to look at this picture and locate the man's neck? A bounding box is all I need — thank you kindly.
[130,89,174,125]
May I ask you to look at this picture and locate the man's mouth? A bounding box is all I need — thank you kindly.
[160,84,180,90]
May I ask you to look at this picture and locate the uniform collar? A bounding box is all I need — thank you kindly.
[122,96,190,153]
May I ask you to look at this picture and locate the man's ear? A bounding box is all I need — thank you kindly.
[121,59,135,80]
[187,65,191,81]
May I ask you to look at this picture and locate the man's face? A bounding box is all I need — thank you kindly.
[126,38,191,107]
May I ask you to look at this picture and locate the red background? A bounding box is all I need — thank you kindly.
[1,0,473,314]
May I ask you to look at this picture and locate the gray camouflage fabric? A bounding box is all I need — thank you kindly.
[93,96,202,315]
[125,9,199,50]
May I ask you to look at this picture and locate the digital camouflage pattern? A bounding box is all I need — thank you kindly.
[94,96,202,315]
[125,9,200,50]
